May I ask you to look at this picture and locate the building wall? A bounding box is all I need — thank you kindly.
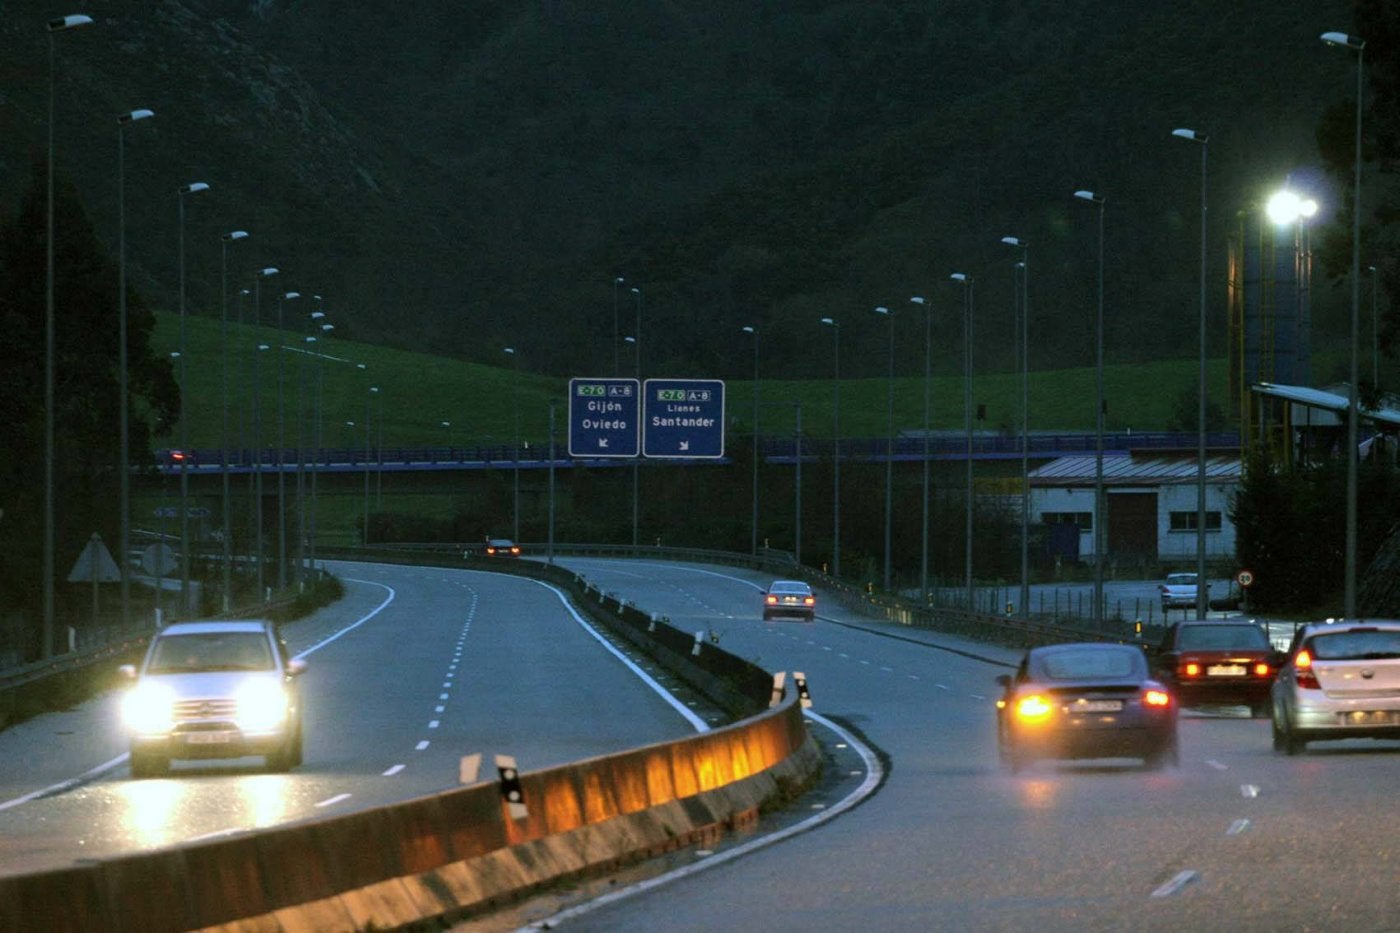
[1031,482,1237,564]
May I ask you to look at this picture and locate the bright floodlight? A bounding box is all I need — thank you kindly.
[1267,190,1318,225]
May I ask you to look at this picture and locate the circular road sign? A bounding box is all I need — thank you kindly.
[1237,569,1255,589]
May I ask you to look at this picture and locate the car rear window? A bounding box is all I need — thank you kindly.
[1038,648,1141,680]
[1166,574,1197,586]
[1307,630,1400,661]
[149,632,275,673]
[1176,624,1269,650]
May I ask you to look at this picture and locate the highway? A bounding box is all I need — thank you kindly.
[0,560,704,878]
[493,557,1400,932]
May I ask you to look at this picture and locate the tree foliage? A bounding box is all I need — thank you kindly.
[0,163,177,626]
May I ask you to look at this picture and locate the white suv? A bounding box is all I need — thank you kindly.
[119,619,306,777]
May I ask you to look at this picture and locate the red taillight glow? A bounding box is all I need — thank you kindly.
[1181,662,1201,677]
[1015,695,1052,720]
[1294,650,1320,689]
[1253,663,1271,677]
[1143,690,1171,707]
[803,597,815,606]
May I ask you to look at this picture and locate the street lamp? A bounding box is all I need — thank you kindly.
[309,320,333,575]
[45,12,93,657]
[295,309,325,585]
[875,306,894,590]
[1172,128,1210,620]
[219,228,249,611]
[251,268,278,598]
[1372,265,1380,390]
[176,181,210,608]
[820,316,841,577]
[365,384,378,545]
[116,107,154,630]
[742,326,759,556]
[910,295,931,603]
[612,276,624,376]
[950,274,974,611]
[275,289,301,588]
[504,346,521,541]
[1001,236,1031,618]
[1322,29,1365,619]
[629,285,642,549]
[1074,189,1107,630]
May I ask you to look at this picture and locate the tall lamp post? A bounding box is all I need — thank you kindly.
[1371,265,1380,389]
[1172,128,1210,620]
[910,295,932,603]
[218,229,248,611]
[1001,237,1031,618]
[309,319,333,576]
[45,13,93,657]
[1322,30,1365,620]
[1074,190,1107,630]
[950,274,974,610]
[295,309,325,585]
[630,287,642,548]
[612,276,624,376]
[875,306,895,590]
[819,317,841,577]
[116,107,153,630]
[504,346,521,541]
[742,326,759,555]
[251,268,278,598]
[275,290,301,588]
[176,181,210,610]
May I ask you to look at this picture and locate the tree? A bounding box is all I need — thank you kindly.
[0,162,177,633]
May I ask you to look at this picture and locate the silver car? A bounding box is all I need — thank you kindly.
[1271,619,1400,755]
[119,619,306,777]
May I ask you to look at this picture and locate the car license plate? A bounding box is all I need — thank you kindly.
[1207,665,1246,676]
[1074,699,1123,712]
[1341,710,1400,726]
[185,732,233,745]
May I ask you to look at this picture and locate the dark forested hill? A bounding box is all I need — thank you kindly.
[1,0,1358,380]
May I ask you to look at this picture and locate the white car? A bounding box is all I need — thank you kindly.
[1272,619,1400,755]
[1159,572,1208,611]
[763,580,816,622]
[119,619,306,777]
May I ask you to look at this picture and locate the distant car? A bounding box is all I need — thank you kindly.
[119,619,306,777]
[1154,620,1280,717]
[1271,619,1400,755]
[996,642,1178,773]
[1159,572,1208,611]
[483,538,521,557]
[763,580,816,622]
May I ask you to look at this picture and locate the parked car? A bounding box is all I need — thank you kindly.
[763,580,816,622]
[996,642,1178,772]
[1159,572,1208,611]
[119,619,306,777]
[1271,619,1400,755]
[1153,620,1281,717]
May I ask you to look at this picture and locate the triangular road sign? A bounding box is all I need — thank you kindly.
[67,532,122,583]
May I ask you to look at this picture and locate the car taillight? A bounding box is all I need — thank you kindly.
[1180,662,1201,678]
[1015,695,1052,720]
[803,597,815,606]
[1253,663,1272,677]
[1294,650,1320,689]
[1143,689,1171,707]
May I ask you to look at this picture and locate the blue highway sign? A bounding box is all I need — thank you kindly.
[568,377,640,458]
[643,379,725,458]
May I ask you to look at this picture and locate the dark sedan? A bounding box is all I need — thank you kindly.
[996,642,1178,773]
[1153,620,1280,717]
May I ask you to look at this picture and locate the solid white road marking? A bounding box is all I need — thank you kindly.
[1206,760,1228,771]
[315,793,352,808]
[1151,870,1199,898]
[383,764,405,776]
[1241,784,1260,798]
[1227,819,1250,835]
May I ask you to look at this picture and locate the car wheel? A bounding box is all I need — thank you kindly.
[266,734,298,773]
[1250,702,1270,720]
[1145,736,1179,771]
[130,750,168,779]
[997,724,1027,774]
[1273,707,1306,756]
[288,721,304,768]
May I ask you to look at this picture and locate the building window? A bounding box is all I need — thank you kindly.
[1169,510,1222,532]
[1042,511,1092,531]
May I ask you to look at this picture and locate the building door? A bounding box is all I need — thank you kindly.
[1107,492,1157,566]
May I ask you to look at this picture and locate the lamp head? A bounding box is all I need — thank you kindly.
[222,230,248,242]
[742,325,755,334]
[1001,236,1025,247]
[909,296,926,306]
[875,306,890,316]
[1074,190,1103,204]
[259,267,279,277]
[1321,31,1364,50]
[180,182,210,195]
[950,273,970,283]
[119,109,154,124]
[1171,128,1208,144]
[49,15,93,31]
[283,291,300,300]
[820,317,836,326]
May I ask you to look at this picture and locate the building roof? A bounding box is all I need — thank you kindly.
[1029,453,1240,486]
[1252,382,1400,427]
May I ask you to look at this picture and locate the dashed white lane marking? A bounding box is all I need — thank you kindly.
[1151,870,1198,898]
[415,740,430,751]
[880,666,893,672]
[383,764,405,776]
[970,693,985,700]
[435,705,446,713]
[1206,760,1229,771]
[428,720,440,729]
[1227,819,1250,836]
[316,793,352,808]
[936,684,951,691]
[1241,784,1260,798]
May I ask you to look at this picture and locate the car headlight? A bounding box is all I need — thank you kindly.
[235,680,290,732]
[122,682,176,734]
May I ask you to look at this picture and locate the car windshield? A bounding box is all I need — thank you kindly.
[1176,624,1269,650]
[1038,648,1142,680]
[1308,630,1400,661]
[149,632,275,673]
